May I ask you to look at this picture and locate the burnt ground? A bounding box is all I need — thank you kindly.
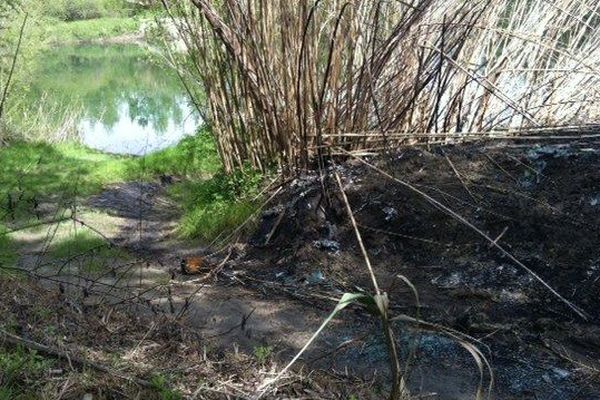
[234,139,600,399]
[5,139,600,399]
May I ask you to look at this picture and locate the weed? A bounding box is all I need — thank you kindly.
[1,314,20,335]
[47,229,130,274]
[42,17,141,44]
[172,168,263,241]
[0,345,53,399]
[0,132,220,226]
[253,345,273,365]
[0,129,261,244]
[31,0,150,22]
[150,374,183,400]
[0,142,133,223]
[0,224,17,270]
[134,128,220,179]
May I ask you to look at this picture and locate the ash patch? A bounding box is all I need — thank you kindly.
[234,140,600,399]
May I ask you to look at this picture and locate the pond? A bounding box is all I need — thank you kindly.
[27,44,201,155]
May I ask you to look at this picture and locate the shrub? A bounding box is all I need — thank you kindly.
[36,0,132,22]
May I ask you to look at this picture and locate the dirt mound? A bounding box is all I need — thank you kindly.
[238,140,600,399]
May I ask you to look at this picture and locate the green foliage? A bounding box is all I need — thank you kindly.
[48,230,108,259]
[253,345,273,365]
[42,17,140,43]
[137,128,220,179]
[47,229,129,273]
[0,129,234,242]
[0,224,17,270]
[0,345,53,399]
[179,200,256,242]
[0,142,133,222]
[32,0,133,22]
[0,4,31,143]
[29,0,162,22]
[150,374,183,400]
[172,168,263,241]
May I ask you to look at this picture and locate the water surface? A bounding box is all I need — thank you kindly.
[29,44,200,155]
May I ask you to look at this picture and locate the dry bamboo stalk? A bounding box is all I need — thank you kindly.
[161,0,600,172]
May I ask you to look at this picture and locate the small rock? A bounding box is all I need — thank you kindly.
[383,206,399,221]
[431,272,462,289]
[306,270,325,285]
[551,367,570,380]
[313,239,340,253]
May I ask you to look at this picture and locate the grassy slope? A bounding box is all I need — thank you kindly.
[0,141,133,212]
[43,17,142,44]
[0,131,261,266]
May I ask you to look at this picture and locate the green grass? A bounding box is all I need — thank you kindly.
[134,129,221,179]
[0,224,18,271]
[48,230,109,259]
[171,169,263,241]
[253,345,273,365]
[150,374,183,400]
[0,133,219,222]
[179,197,257,242]
[0,345,54,400]
[0,141,133,222]
[127,130,260,242]
[33,0,132,22]
[43,17,141,44]
[47,229,129,273]
[1,129,262,245]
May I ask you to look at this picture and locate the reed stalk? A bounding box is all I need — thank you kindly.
[162,0,600,172]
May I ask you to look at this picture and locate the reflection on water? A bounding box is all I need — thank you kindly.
[29,44,200,155]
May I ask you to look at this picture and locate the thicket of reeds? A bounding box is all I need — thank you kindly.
[161,0,600,173]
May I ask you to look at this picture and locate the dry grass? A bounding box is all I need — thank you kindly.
[160,0,600,172]
[0,275,378,399]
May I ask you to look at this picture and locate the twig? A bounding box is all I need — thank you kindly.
[334,171,408,400]
[442,151,477,202]
[0,13,28,119]
[0,329,152,388]
[334,173,380,295]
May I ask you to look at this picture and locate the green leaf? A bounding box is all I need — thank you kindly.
[259,292,380,393]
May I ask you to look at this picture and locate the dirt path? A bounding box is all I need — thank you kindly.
[83,183,384,378]
[51,181,489,399]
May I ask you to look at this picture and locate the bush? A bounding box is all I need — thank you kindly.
[36,0,132,22]
[134,128,220,179]
[173,169,263,242]
[0,345,54,398]
[0,225,17,270]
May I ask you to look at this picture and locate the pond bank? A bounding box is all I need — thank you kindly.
[43,16,145,46]
[16,40,200,152]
